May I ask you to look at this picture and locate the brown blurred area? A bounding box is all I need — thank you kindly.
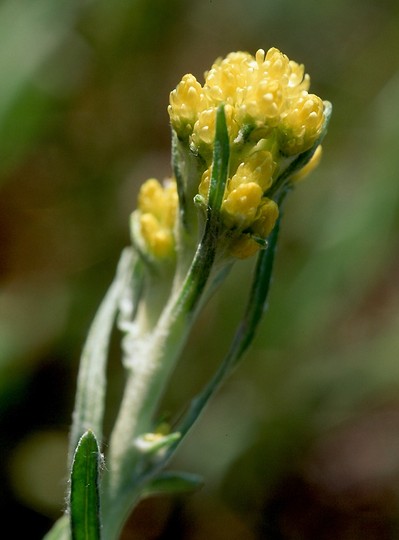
[2,0,399,538]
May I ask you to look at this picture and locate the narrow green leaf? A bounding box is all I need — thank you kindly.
[189,215,281,411]
[69,248,135,461]
[142,471,203,498]
[175,105,230,315]
[208,104,230,214]
[158,212,283,468]
[70,431,101,540]
[229,211,282,364]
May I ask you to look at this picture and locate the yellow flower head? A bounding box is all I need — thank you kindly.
[169,47,328,258]
[169,47,325,157]
[135,178,178,259]
[228,198,279,259]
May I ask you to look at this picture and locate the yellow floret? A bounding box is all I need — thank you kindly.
[280,93,324,155]
[168,74,207,137]
[198,167,211,199]
[251,198,279,238]
[229,149,275,192]
[192,108,217,147]
[191,103,237,148]
[205,52,252,104]
[137,178,178,259]
[222,182,263,229]
[228,197,279,259]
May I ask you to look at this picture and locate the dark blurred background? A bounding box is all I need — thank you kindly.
[1,1,399,538]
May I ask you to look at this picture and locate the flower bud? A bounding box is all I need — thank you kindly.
[133,178,178,260]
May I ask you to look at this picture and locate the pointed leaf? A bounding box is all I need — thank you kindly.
[69,248,134,460]
[159,213,283,467]
[70,431,101,540]
[175,105,230,315]
[208,104,230,214]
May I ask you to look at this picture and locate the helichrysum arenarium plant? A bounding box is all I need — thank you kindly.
[45,47,331,540]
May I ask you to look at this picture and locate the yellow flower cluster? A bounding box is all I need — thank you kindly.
[136,178,178,259]
[168,47,326,258]
[169,47,324,156]
[199,162,279,257]
[198,144,279,257]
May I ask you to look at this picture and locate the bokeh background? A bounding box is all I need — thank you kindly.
[1,0,399,538]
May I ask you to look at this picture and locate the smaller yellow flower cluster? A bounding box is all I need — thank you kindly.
[136,178,178,259]
[198,144,279,257]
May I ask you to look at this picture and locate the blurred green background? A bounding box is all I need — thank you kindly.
[1,0,399,538]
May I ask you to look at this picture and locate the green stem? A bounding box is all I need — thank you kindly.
[101,226,221,540]
[161,210,283,466]
[101,106,230,539]
[69,249,135,462]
